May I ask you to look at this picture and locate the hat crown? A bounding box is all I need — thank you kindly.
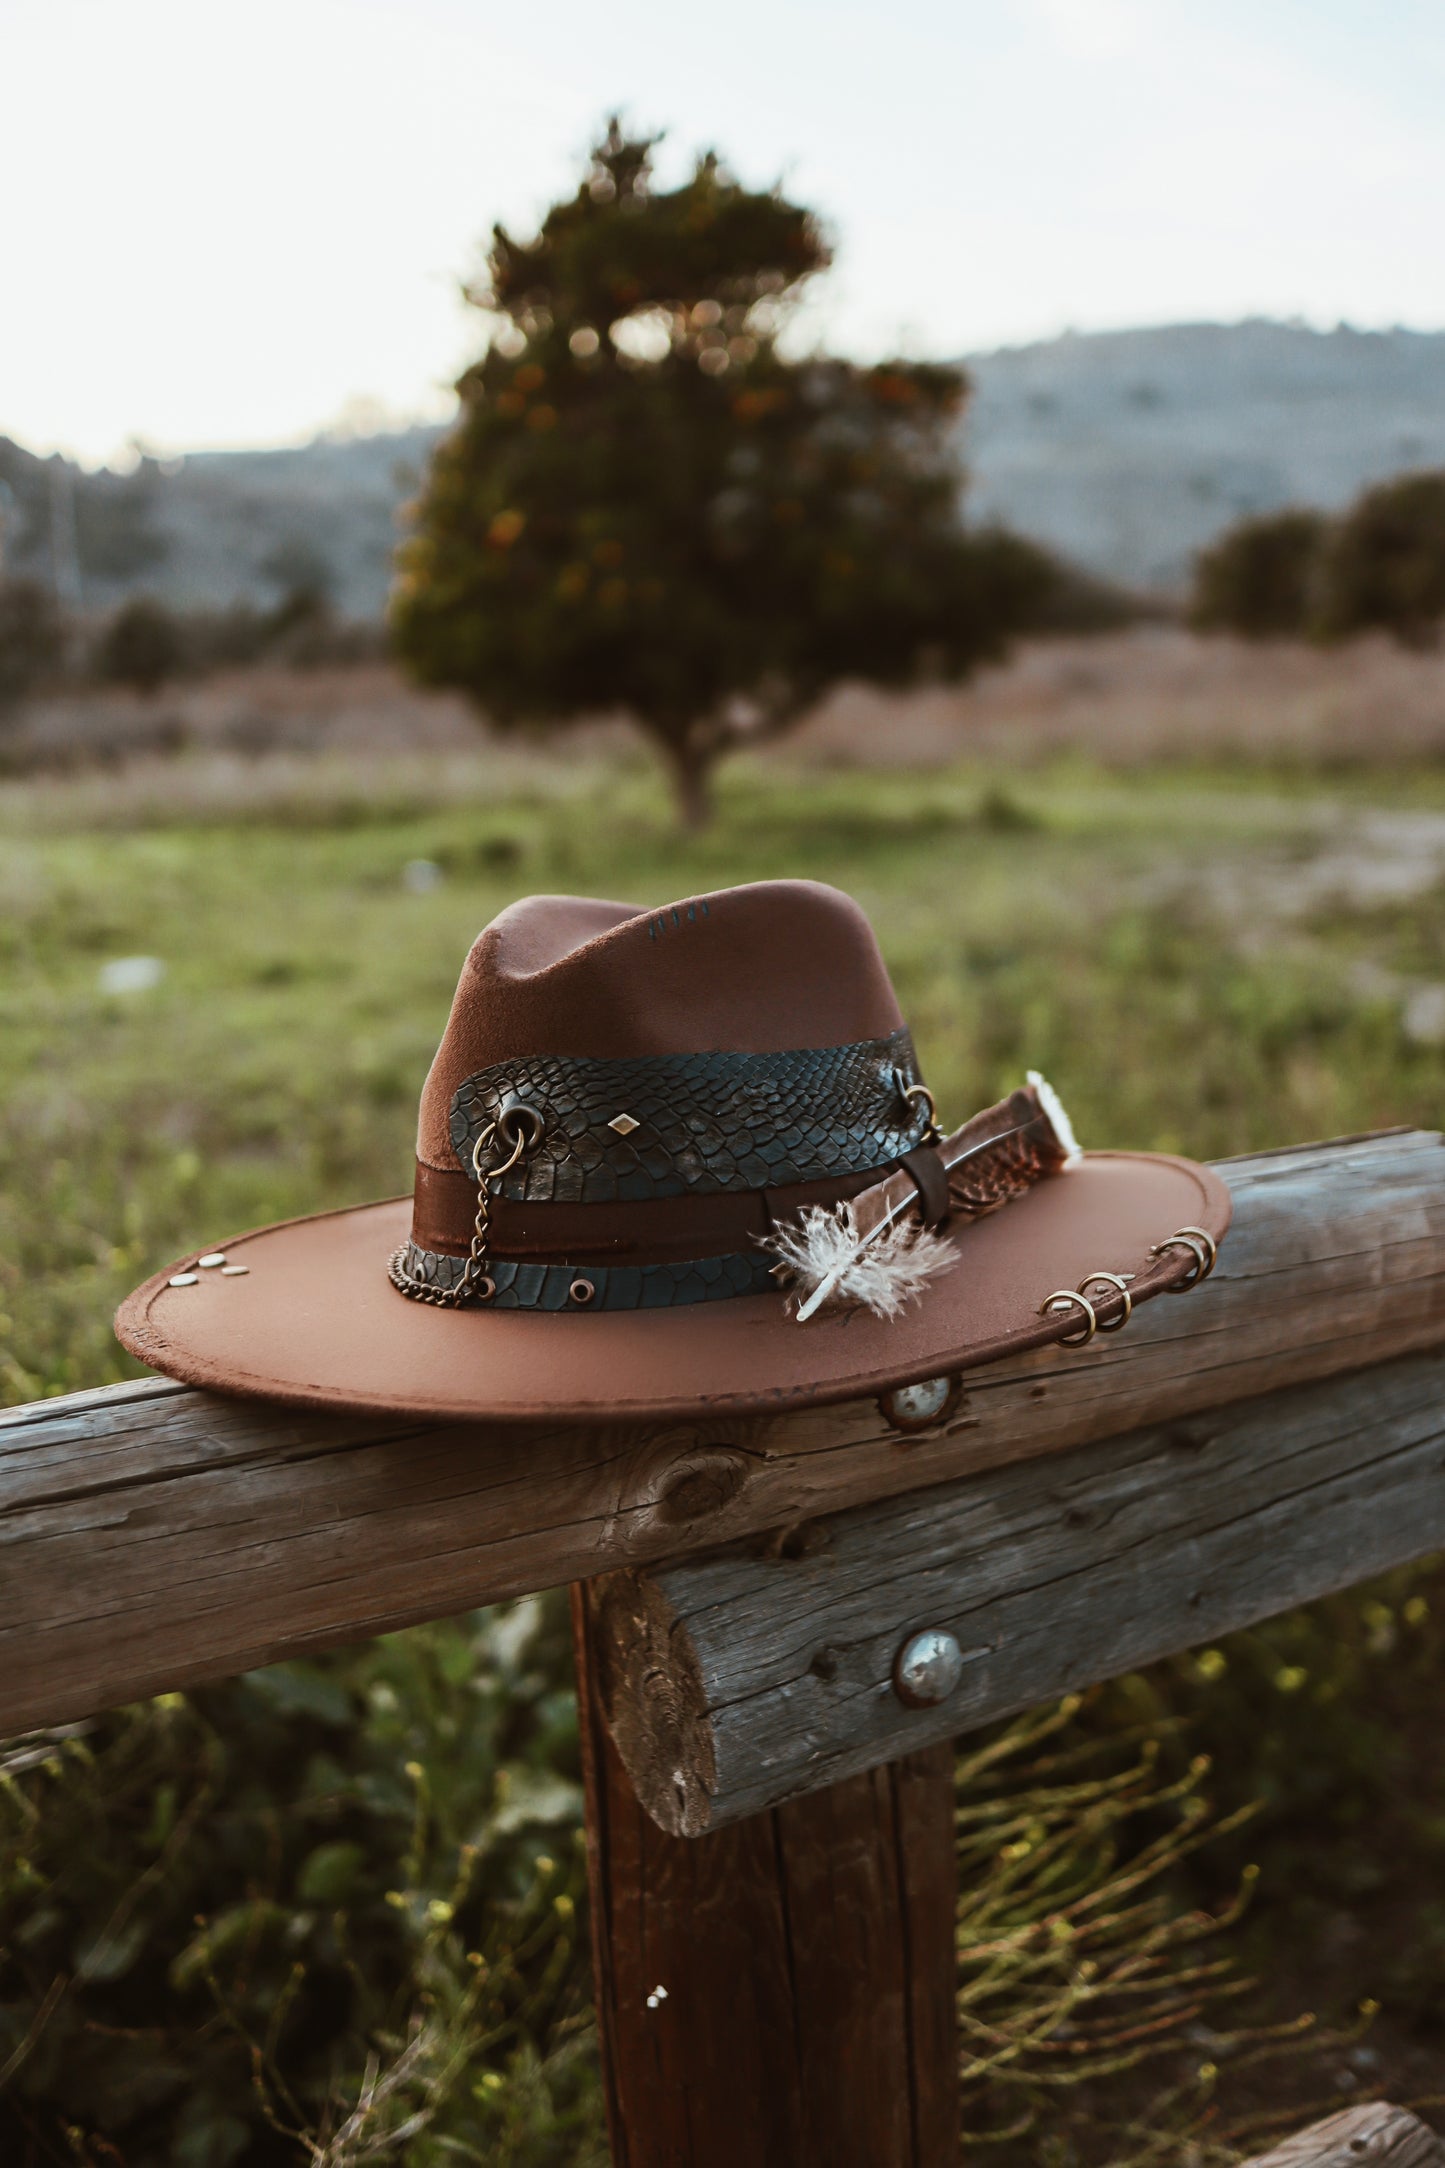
[418,880,905,1172]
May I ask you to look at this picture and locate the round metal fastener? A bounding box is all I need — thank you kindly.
[569,1277,596,1306]
[167,1272,200,1288]
[893,1628,965,1708]
[197,1252,227,1269]
[497,1098,546,1153]
[475,1275,497,1302]
[879,1374,957,1433]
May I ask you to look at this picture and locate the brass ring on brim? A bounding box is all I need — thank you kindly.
[1150,1231,1210,1289]
[1077,1271,1133,1333]
[1173,1224,1218,1279]
[1039,1289,1098,1346]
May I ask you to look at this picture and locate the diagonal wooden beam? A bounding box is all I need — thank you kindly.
[2,1130,1443,1737]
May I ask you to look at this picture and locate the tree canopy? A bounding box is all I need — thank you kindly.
[392,123,1047,824]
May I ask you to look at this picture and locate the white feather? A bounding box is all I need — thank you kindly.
[765,1205,958,1322]
[1026,1070,1082,1166]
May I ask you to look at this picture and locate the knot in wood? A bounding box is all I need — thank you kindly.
[656,1447,751,1527]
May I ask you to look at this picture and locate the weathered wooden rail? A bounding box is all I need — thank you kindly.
[3,1128,1444,2164]
[1244,2105,1445,2166]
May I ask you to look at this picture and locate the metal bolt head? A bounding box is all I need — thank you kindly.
[893,1628,964,1708]
[879,1374,956,1433]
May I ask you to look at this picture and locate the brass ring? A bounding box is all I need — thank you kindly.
[478,1125,532,1181]
[471,1122,498,1178]
[900,1080,941,1141]
[1173,1225,1218,1279]
[1150,1231,1210,1289]
[1039,1289,1098,1346]
[1077,1271,1133,1333]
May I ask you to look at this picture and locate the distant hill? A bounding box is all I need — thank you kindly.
[5,321,1445,613]
[964,320,1445,591]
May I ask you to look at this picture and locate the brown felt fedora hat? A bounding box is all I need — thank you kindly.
[116,879,1230,1422]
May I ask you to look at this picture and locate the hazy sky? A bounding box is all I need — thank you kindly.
[6,0,1445,466]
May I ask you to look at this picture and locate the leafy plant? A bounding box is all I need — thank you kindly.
[0,1600,602,2167]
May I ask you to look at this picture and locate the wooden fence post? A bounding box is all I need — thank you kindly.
[572,1583,959,2168]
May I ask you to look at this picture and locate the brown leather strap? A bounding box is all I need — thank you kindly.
[898,1144,950,1229]
[412,1159,883,1265]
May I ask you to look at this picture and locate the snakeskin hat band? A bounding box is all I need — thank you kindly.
[391,883,938,1312]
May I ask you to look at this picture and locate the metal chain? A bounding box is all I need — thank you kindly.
[389,1118,537,1307]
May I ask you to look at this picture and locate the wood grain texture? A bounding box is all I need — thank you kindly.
[596,1343,1445,1831]
[3,1131,1443,1736]
[1240,2103,1445,2167]
[573,1584,957,2168]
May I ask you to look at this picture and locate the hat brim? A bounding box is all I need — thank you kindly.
[114,1153,1230,1422]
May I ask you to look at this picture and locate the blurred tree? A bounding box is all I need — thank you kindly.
[0,578,67,716]
[1315,469,1445,649]
[1189,508,1328,639]
[393,122,1048,827]
[95,596,185,695]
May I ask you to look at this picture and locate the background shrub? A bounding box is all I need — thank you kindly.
[1190,509,1328,638]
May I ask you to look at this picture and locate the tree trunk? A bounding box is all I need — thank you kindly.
[657,732,715,832]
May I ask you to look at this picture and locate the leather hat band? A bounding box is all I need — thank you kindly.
[411,1161,882,1263]
[395,1031,935,1313]
[446,1030,927,1204]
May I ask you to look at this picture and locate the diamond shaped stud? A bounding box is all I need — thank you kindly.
[608,1112,641,1136]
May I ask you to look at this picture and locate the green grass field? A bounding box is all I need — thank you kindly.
[3,751,1445,2163]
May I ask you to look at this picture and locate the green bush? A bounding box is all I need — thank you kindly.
[1189,510,1328,639]
[0,1602,603,2167]
[1314,470,1445,649]
[0,579,68,714]
[93,597,187,695]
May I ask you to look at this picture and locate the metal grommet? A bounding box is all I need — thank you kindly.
[1076,1270,1133,1333]
[569,1277,596,1306]
[1173,1225,1218,1279]
[497,1098,546,1153]
[1150,1231,1210,1289]
[1038,1289,1098,1345]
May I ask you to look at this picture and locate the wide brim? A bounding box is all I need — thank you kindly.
[114,1153,1231,1423]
